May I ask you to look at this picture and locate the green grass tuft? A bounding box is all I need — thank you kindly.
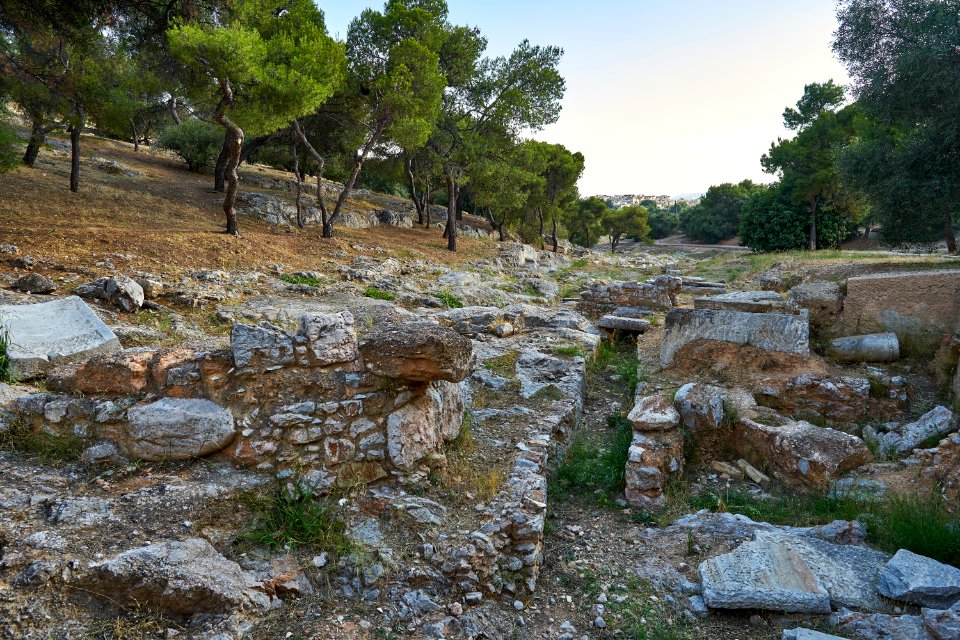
[363,287,396,301]
[552,344,585,358]
[0,421,86,464]
[434,291,464,308]
[551,414,633,503]
[280,273,326,287]
[238,483,353,555]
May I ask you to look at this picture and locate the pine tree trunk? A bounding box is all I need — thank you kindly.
[945,210,958,254]
[168,97,181,125]
[212,79,242,236]
[291,140,304,228]
[552,217,559,253]
[328,121,386,238]
[214,129,231,193]
[131,118,139,152]
[291,120,330,237]
[808,195,818,251]
[69,117,83,193]
[23,120,45,166]
[445,168,457,252]
[405,155,425,224]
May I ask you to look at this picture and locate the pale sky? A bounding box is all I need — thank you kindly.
[320,1,850,197]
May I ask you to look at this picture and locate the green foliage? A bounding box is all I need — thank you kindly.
[0,110,20,173]
[680,180,759,244]
[238,483,353,554]
[740,183,808,251]
[692,489,960,567]
[602,205,651,252]
[157,120,223,172]
[551,415,633,502]
[0,322,13,382]
[564,196,607,248]
[647,210,680,240]
[280,273,325,287]
[834,0,960,251]
[552,344,584,358]
[363,286,396,301]
[434,291,463,308]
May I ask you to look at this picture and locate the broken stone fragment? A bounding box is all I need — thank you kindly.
[76,538,268,617]
[628,394,680,432]
[125,397,236,461]
[105,275,145,312]
[13,272,57,294]
[297,311,359,366]
[0,296,121,380]
[734,419,873,493]
[47,348,155,395]
[877,549,960,609]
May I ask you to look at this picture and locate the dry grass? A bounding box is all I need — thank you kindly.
[0,133,498,280]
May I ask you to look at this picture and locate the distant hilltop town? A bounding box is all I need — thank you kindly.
[595,194,701,210]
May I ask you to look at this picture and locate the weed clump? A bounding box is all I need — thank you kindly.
[238,483,353,555]
[434,291,463,308]
[0,322,12,383]
[551,414,633,502]
[280,273,325,287]
[363,287,396,301]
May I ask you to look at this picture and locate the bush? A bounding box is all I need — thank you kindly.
[551,414,634,502]
[648,210,679,239]
[239,483,353,554]
[0,111,20,173]
[157,120,222,172]
[680,181,758,243]
[739,184,807,251]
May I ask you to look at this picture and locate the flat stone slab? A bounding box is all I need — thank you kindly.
[878,549,960,608]
[126,397,236,461]
[694,290,795,314]
[683,285,727,295]
[612,306,654,318]
[700,530,888,613]
[661,307,810,366]
[0,296,121,380]
[597,315,650,333]
[782,629,845,640]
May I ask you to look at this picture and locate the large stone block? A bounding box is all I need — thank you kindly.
[787,281,843,333]
[734,419,873,492]
[660,308,809,367]
[694,290,794,313]
[842,270,960,355]
[361,321,473,383]
[125,397,236,461]
[0,296,121,380]
[878,549,960,608]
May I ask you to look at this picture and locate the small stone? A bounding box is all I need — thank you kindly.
[311,553,328,568]
[14,273,57,294]
[593,616,606,629]
[513,599,524,611]
[449,602,463,616]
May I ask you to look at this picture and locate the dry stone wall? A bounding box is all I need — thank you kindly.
[10,312,473,489]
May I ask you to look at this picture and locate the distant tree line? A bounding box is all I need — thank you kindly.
[660,0,959,254]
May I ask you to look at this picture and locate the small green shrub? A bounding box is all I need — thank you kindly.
[551,415,633,502]
[363,287,396,301]
[552,344,584,358]
[0,322,13,383]
[434,291,463,308]
[238,483,353,555]
[157,120,222,172]
[280,273,325,287]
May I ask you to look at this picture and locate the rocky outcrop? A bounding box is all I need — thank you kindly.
[0,296,121,380]
[700,529,888,613]
[660,307,809,367]
[734,419,873,492]
[76,538,267,617]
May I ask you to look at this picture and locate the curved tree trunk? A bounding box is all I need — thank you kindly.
[213,128,231,193]
[551,217,559,253]
[238,132,278,167]
[291,139,304,228]
[168,96,181,125]
[212,79,242,236]
[425,184,432,228]
[23,119,46,167]
[291,120,330,237]
[328,121,386,239]
[405,155,425,225]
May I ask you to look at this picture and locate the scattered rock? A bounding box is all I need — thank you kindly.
[871,406,957,456]
[105,275,145,312]
[878,549,960,609]
[13,273,57,294]
[628,394,680,432]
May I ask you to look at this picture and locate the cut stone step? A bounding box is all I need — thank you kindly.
[597,315,650,333]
